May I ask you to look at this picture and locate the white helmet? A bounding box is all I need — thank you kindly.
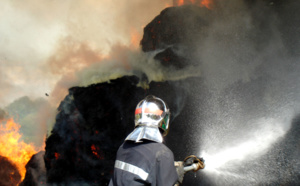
[125,95,170,143]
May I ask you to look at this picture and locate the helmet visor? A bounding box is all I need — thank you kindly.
[135,102,164,125]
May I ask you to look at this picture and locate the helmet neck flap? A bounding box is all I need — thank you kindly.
[125,126,163,143]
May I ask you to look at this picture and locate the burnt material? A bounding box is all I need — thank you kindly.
[0,156,21,186]
[19,151,46,186]
[44,76,187,184]
[44,76,145,185]
[141,5,211,69]
[39,1,300,185]
[141,5,210,52]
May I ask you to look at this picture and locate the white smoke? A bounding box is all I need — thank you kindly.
[0,0,172,107]
[0,0,173,146]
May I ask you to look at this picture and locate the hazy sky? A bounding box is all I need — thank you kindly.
[0,0,172,108]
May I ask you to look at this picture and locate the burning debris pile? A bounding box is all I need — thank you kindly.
[19,0,300,185]
[19,151,46,186]
[41,77,187,185]
[0,118,39,185]
[34,4,210,186]
[141,4,211,69]
[37,4,217,185]
[43,77,146,185]
[0,156,21,186]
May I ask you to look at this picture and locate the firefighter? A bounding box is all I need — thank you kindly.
[109,95,185,186]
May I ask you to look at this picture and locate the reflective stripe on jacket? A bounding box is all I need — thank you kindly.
[109,140,178,186]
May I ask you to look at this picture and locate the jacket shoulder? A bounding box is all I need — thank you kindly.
[150,143,174,160]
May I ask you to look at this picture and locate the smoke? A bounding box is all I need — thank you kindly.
[2,0,300,184]
[0,0,173,147]
[4,96,55,146]
[1,97,52,147]
[0,0,172,106]
[0,0,64,107]
[196,2,283,88]
[152,1,300,126]
[75,45,200,89]
[189,0,300,129]
[166,1,300,185]
[126,1,300,185]
[0,108,8,121]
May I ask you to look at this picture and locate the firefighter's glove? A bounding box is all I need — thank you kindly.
[183,155,205,171]
[174,161,185,184]
[183,156,195,167]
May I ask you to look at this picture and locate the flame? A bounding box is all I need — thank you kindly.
[174,0,213,9]
[91,144,104,160]
[165,2,173,8]
[130,28,141,49]
[54,152,60,160]
[200,0,212,9]
[0,118,40,181]
[177,0,185,6]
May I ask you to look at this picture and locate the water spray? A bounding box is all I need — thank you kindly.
[197,118,287,184]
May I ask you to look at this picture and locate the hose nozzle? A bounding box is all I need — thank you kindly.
[183,155,205,172]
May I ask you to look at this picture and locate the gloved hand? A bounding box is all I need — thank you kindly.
[183,155,205,172]
[174,161,185,184]
[183,156,195,167]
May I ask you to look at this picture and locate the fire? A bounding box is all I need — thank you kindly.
[0,118,39,181]
[130,28,142,49]
[54,152,60,160]
[200,0,212,9]
[174,0,213,9]
[178,0,185,6]
[91,144,104,160]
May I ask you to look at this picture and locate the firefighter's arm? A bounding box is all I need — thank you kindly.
[156,151,179,186]
[174,161,185,185]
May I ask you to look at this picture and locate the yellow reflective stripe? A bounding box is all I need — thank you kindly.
[115,160,149,180]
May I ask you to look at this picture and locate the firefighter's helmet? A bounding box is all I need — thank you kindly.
[134,95,170,136]
[125,95,170,143]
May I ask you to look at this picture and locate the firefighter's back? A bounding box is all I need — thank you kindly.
[109,140,178,186]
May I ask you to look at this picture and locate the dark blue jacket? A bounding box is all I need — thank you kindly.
[109,140,178,186]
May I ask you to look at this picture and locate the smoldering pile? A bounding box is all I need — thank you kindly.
[0,156,21,186]
[21,0,300,185]
[20,4,206,186]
